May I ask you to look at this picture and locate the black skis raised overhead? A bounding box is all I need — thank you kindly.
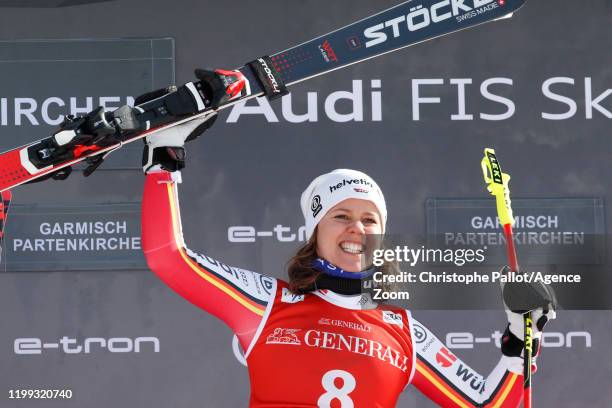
[0,0,527,192]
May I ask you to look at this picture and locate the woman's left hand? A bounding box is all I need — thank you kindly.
[498,266,557,363]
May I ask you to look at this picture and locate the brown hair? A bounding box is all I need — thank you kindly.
[287,229,401,295]
[287,233,322,294]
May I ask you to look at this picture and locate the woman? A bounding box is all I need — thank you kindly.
[141,115,556,407]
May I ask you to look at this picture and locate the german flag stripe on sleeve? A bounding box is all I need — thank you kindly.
[416,355,476,407]
[415,354,520,408]
[165,183,267,316]
[482,371,519,407]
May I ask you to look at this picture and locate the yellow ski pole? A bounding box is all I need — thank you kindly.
[481,148,533,408]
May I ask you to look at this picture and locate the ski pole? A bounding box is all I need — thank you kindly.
[481,148,533,408]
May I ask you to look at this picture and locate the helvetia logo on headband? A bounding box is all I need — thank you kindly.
[329,178,374,193]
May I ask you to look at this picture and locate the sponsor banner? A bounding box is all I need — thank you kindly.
[426,197,605,265]
[445,330,592,350]
[228,224,306,243]
[2,202,145,271]
[13,336,160,355]
[226,75,612,123]
[0,38,174,168]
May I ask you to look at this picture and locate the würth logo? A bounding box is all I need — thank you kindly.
[436,346,457,368]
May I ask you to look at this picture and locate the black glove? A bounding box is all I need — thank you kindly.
[498,266,557,360]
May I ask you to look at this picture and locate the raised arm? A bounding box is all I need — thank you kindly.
[142,169,275,350]
[136,83,276,351]
[411,282,556,407]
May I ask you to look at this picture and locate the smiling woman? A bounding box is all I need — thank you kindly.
[315,199,382,271]
[287,170,397,295]
[140,107,557,407]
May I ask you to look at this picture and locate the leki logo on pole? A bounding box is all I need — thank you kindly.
[481,148,514,227]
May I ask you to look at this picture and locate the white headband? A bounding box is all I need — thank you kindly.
[300,169,387,240]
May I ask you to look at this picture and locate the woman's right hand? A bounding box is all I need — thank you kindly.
[142,112,217,173]
[135,81,218,174]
